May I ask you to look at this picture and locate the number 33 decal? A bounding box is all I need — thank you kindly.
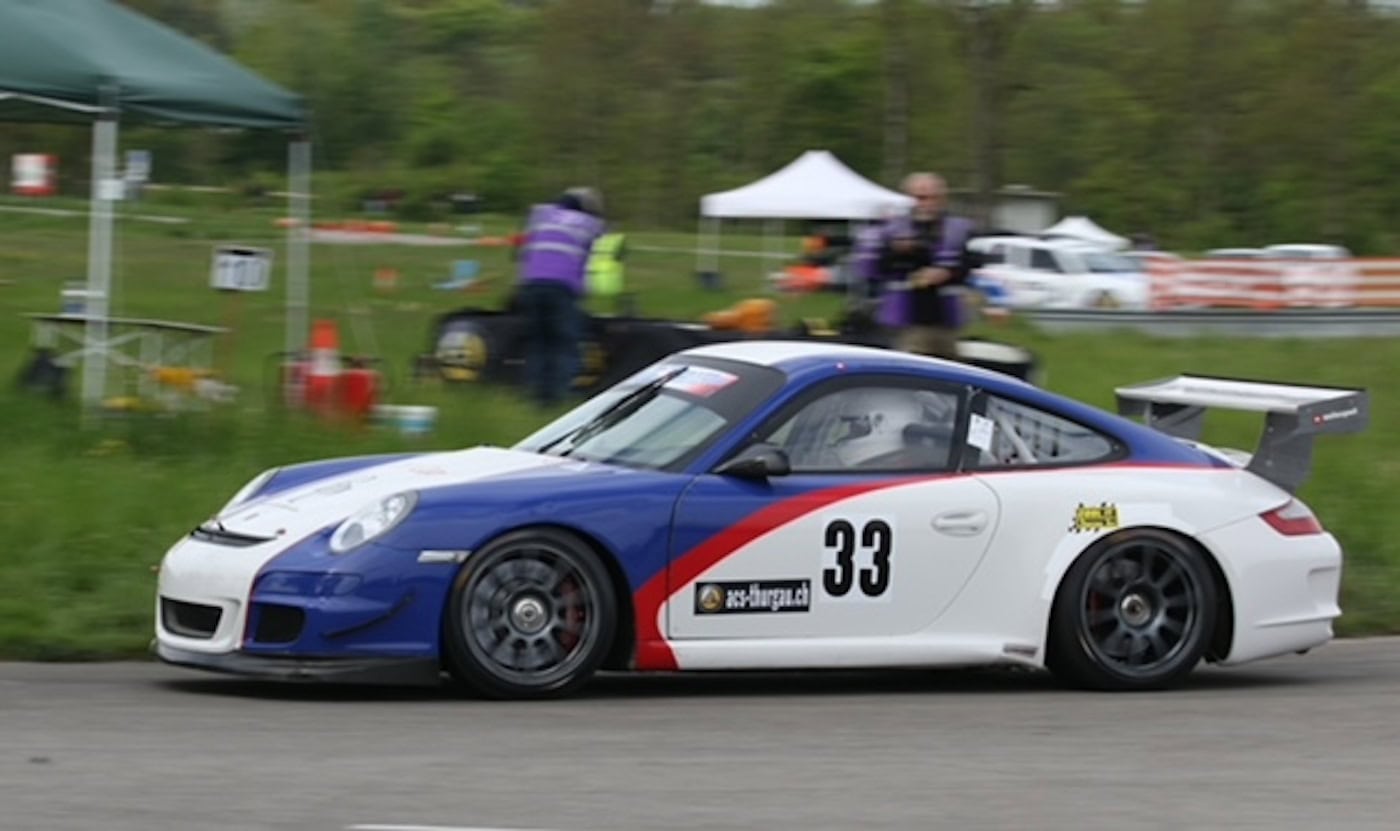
[823,518,893,598]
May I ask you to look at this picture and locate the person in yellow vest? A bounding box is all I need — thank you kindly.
[586,231,627,312]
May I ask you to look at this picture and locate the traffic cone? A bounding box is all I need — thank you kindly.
[304,318,342,414]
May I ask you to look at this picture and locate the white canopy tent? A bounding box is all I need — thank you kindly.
[1039,215,1130,250]
[695,150,913,279]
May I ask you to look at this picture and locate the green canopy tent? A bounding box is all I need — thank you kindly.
[0,0,310,408]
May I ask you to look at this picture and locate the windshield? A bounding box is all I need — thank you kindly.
[514,356,786,471]
[1084,252,1142,273]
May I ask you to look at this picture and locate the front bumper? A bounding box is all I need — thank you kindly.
[155,529,461,677]
[155,642,443,686]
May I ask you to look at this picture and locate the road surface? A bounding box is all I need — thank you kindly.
[3,640,1399,830]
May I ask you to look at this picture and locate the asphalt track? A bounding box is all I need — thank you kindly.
[3,640,1400,831]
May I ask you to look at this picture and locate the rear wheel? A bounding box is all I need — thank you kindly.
[444,529,616,699]
[1048,529,1217,691]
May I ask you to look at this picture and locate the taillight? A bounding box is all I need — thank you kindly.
[1260,499,1324,536]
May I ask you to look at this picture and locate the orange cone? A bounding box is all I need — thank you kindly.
[304,319,342,414]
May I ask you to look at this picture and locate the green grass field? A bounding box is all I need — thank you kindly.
[0,192,1395,658]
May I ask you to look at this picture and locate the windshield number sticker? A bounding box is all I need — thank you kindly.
[665,366,738,398]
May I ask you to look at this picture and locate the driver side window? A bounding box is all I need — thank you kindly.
[761,384,960,473]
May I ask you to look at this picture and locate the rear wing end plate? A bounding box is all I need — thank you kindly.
[1114,374,1368,493]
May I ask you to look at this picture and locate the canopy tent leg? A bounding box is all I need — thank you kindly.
[763,219,786,290]
[696,216,722,290]
[694,216,705,275]
[285,136,312,357]
[709,218,722,278]
[81,102,118,413]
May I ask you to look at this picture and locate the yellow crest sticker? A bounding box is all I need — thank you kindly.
[1070,502,1120,533]
[696,584,725,613]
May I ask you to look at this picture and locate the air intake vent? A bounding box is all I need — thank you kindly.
[161,598,222,639]
[251,604,305,644]
[190,523,273,548]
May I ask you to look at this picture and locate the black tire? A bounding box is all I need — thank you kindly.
[1048,529,1217,691]
[434,318,501,384]
[1090,290,1121,310]
[444,528,617,699]
[952,339,1039,383]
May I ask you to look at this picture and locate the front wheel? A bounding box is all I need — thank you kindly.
[1089,290,1121,310]
[444,529,617,699]
[1048,529,1217,691]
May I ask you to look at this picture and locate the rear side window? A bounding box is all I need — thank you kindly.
[1029,249,1062,272]
[967,394,1118,468]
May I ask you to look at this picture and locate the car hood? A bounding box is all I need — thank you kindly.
[215,446,585,540]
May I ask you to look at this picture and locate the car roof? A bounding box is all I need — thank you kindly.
[681,340,1027,386]
[1203,247,1266,258]
[1263,243,1350,257]
[1039,237,1117,250]
[683,340,1215,466]
[973,235,1103,248]
[680,341,1214,469]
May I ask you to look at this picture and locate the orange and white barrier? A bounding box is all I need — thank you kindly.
[1149,258,1400,310]
[11,154,57,196]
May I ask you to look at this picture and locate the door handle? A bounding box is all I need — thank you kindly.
[932,510,989,537]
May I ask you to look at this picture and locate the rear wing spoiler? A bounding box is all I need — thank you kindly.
[1114,374,1368,493]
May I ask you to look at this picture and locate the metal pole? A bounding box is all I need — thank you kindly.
[81,95,119,412]
[710,218,723,275]
[286,136,311,357]
[694,216,705,276]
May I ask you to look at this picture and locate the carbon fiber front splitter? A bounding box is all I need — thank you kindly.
[155,642,443,687]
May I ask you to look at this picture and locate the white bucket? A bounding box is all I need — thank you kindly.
[373,404,438,436]
[61,282,95,315]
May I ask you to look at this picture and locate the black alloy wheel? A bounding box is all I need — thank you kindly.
[1049,529,1218,691]
[444,528,617,699]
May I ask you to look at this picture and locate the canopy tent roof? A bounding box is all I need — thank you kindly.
[1039,215,1129,250]
[700,150,913,220]
[0,0,304,129]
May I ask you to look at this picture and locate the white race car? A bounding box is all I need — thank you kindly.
[970,236,1149,309]
[155,343,1367,698]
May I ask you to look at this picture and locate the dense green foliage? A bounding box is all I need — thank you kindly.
[5,1,1400,252]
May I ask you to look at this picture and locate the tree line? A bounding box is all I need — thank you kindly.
[5,0,1400,253]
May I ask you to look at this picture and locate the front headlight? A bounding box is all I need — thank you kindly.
[329,491,418,554]
[219,468,280,514]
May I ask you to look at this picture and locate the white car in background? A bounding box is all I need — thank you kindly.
[1180,244,1358,309]
[1263,243,1352,260]
[1202,247,1268,260]
[1263,244,1358,308]
[969,236,1149,310]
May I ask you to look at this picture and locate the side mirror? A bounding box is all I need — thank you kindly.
[715,444,791,479]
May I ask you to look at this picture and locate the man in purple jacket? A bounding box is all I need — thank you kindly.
[869,172,975,358]
[516,187,606,406]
